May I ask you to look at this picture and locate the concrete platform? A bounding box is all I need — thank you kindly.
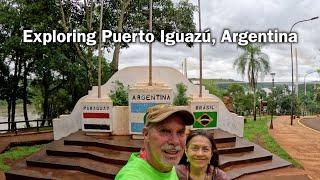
[5,128,291,179]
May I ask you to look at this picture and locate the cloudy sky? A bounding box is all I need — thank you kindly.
[105,0,320,83]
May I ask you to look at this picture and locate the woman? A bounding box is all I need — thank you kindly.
[176,130,229,180]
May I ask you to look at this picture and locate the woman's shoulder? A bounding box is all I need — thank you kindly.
[175,164,188,180]
[207,166,229,180]
[215,167,229,180]
[176,164,188,171]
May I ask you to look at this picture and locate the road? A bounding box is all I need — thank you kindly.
[300,117,320,132]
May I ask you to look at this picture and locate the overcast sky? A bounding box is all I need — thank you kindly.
[105,0,320,83]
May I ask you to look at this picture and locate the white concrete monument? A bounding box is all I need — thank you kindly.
[53,66,244,140]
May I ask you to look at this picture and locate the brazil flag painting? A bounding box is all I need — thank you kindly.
[193,112,217,128]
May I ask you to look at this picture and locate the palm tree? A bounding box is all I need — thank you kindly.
[234,43,270,121]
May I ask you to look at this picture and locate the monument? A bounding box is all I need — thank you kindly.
[129,83,173,134]
[53,66,244,139]
[7,66,292,180]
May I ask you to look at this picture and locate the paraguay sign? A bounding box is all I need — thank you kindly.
[129,85,173,134]
[82,102,112,132]
[191,102,219,129]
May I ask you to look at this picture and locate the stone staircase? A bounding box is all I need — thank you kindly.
[5,129,291,180]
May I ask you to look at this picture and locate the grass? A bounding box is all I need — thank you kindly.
[244,116,303,168]
[0,144,45,172]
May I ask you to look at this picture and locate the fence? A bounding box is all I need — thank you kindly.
[0,119,53,135]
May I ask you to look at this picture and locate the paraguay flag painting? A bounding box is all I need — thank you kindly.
[82,103,112,132]
[83,112,110,119]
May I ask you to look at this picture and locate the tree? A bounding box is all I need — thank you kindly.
[110,0,196,74]
[233,43,270,121]
[173,83,188,106]
[226,83,245,114]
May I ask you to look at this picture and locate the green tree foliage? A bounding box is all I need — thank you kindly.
[0,0,113,128]
[226,83,245,114]
[173,83,188,106]
[0,0,196,130]
[109,81,129,106]
[110,0,196,74]
[202,80,224,98]
[234,43,270,120]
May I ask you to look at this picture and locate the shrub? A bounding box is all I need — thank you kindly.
[173,83,188,106]
[109,81,129,106]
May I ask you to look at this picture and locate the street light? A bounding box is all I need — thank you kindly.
[269,73,275,129]
[198,0,203,97]
[148,0,153,86]
[98,0,104,98]
[290,16,318,125]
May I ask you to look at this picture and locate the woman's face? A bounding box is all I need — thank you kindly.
[186,135,213,169]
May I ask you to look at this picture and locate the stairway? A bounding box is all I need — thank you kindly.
[5,129,291,180]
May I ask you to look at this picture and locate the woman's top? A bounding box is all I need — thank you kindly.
[175,164,229,180]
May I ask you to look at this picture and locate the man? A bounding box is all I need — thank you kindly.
[115,104,195,180]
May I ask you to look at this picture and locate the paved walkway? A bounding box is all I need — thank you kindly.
[0,131,53,153]
[269,116,320,180]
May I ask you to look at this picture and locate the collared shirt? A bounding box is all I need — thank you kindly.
[115,152,179,180]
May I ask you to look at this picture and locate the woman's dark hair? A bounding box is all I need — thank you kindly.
[179,129,219,167]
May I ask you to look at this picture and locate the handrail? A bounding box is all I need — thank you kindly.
[0,119,53,134]
[0,119,53,125]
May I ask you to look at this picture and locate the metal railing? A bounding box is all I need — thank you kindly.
[0,119,53,135]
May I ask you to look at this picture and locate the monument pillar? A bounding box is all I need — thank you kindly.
[189,96,219,129]
[128,83,173,134]
[81,98,113,132]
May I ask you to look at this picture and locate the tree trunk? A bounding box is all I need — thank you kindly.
[41,70,50,127]
[87,48,94,88]
[111,0,131,75]
[10,56,20,130]
[6,99,11,131]
[111,43,121,74]
[253,88,256,121]
[23,61,30,128]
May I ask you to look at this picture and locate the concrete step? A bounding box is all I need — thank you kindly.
[218,137,254,154]
[46,139,131,165]
[64,131,142,152]
[6,129,292,179]
[5,159,109,180]
[219,143,274,169]
[223,155,291,179]
[207,129,237,143]
[25,147,121,179]
[63,129,236,152]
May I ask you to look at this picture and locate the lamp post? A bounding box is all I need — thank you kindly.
[98,0,104,98]
[148,0,153,86]
[270,73,275,129]
[198,0,203,97]
[290,16,318,125]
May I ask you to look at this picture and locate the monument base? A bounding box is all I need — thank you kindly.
[132,134,144,140]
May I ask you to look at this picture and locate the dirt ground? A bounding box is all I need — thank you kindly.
[266,116,320,180]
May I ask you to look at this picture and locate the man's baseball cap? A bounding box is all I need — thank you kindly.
[144,104,195,126]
